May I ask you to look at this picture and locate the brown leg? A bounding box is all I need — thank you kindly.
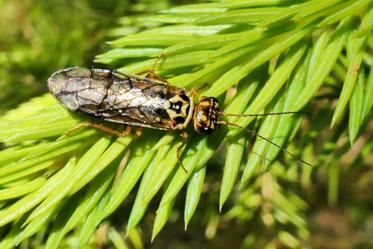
[146,70,169,84]
[145,53,169,84]
[122,125,132,136]
[66,122,132,137]
[135,127,143,137]
[178,131,189,140]
[188,89,198,98]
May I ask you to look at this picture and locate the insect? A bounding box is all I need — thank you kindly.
[48,67,311,166]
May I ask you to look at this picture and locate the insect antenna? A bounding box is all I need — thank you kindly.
[219,111,312,117]
[218,120,312,167]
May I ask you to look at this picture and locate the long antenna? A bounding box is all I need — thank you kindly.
[219,111,312,117]
[218,120,312,167]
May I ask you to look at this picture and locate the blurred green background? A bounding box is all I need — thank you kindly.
[0,0,187,112]
[0,0,372,248]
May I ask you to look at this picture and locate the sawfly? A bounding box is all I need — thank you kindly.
[48,67,311,166]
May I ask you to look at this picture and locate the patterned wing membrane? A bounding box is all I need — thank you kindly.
[48,67,194,130]
[48,67,107,113]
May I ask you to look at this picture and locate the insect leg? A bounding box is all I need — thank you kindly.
[178,131,189,140]
[188,89,198,99]
[146,71,169,84]
[122,125,132,136]
[135,127,143,137]
[65,122,91,136]
[145,54,169,84]
[173,132,189,173]
[66,122,132,137]
[88,123,132,137]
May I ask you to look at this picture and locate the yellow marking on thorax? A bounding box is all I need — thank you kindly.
[178,92,194,130]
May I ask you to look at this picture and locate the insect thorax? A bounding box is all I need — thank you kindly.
[193,96,221,134]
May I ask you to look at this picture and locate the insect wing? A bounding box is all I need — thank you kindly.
[48,67,194,131]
